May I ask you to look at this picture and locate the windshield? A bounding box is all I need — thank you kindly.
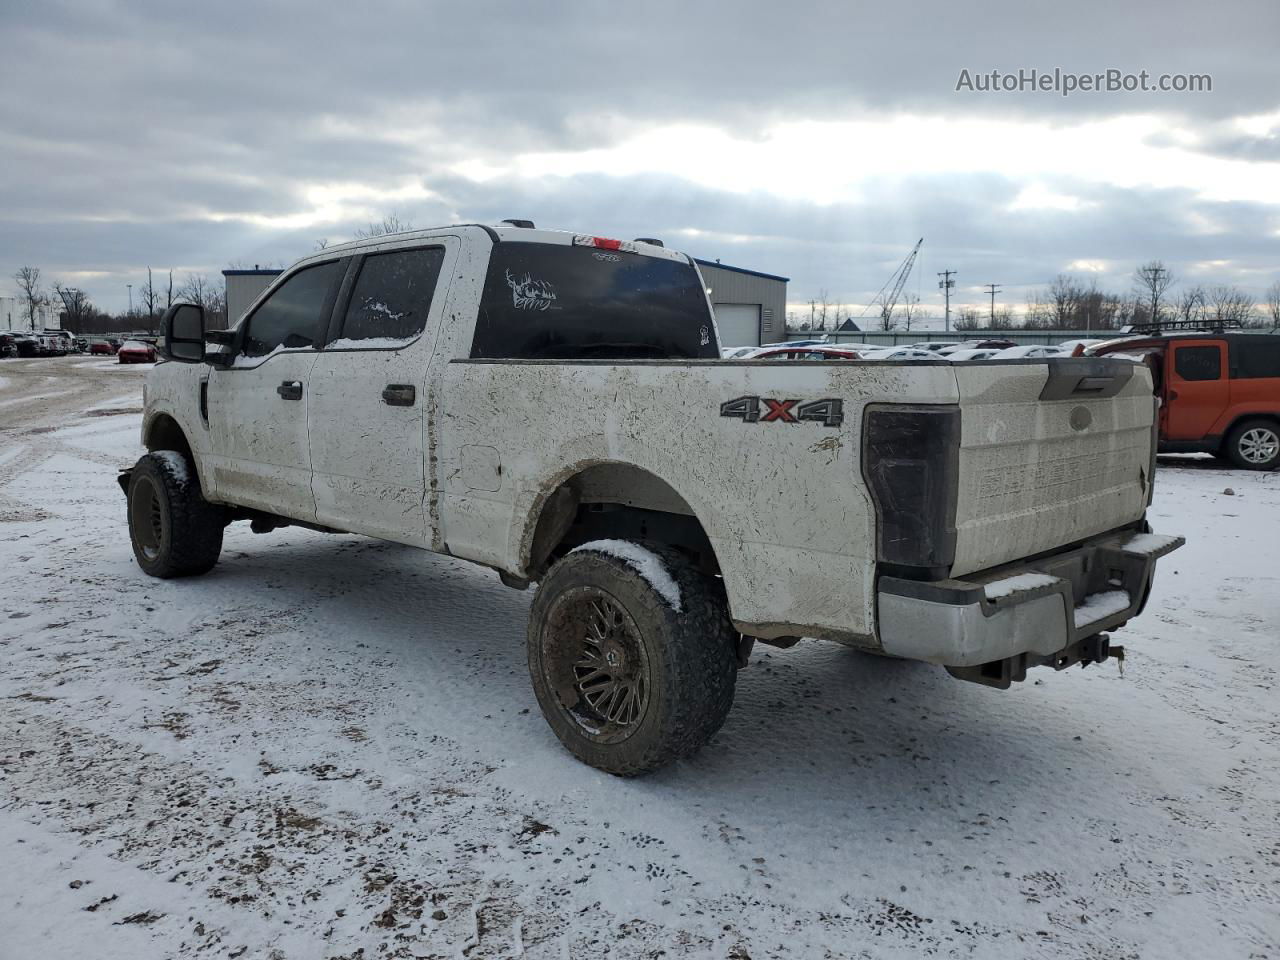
[471,242,717,360]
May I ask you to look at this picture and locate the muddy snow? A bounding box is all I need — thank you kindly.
[1,356,1277,959]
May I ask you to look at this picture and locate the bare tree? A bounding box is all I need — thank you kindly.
[177,273,225,327]
[1206,284,1258,327]
[1265,280,1280,330]
[1024,290,1053,328]
[809,290,832,331]
[166,270,174,310]
[954,306,984,331]
[315,237,331,250]
[52,284,93,332]
[138,267,162,331]
[1048,275,1082,328]
[354,214,413,240]
[1176,285,1207,326]
[1133,260,1175,324]
[895,292,922,330]
[14,266,44,331]
[988,306,1017,330]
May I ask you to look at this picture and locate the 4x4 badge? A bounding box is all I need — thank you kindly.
[720,396,843,427]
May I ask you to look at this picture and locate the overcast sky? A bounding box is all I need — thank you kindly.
[3,0,1279,320]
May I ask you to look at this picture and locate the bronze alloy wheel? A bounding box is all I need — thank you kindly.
[125,451,225,578]
[129,473,164,561]
[540,586,652,744]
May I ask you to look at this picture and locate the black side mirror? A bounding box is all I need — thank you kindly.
[161,303,205,363]
[202,329,236,367]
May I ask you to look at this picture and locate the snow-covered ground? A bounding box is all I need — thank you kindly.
[1,358,1278,959]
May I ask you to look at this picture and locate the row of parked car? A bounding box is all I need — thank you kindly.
[0,331,157,362]
[0,329,84,357]
[720,337,1102,362]
[723,328,1280,471]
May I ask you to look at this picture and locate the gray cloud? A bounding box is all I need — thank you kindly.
[2,0,1278,312]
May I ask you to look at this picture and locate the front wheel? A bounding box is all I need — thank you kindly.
[1224,419,1280,471]
[527,542,738,776]
[127,451,226,578]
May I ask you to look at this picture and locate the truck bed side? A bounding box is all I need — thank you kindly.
[436,358,957,645]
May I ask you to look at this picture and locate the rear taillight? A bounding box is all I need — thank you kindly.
[861,406,961,577]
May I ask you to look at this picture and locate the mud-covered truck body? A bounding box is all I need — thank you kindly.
[126,223,1182,774]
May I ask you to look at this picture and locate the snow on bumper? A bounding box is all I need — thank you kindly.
[875,527,1184,668]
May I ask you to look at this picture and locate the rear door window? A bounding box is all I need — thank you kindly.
[242,260,342,357]
[334,247,446,347]
[1231,338,1280,379]
[471,242,717,360]
[1173,344,1222,381]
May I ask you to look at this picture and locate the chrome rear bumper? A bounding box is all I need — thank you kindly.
[876,527,1184,685]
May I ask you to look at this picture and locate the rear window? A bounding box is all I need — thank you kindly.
[1231,338,1280,379]
[470,242,717,360]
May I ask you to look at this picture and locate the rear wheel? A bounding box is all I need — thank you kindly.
[1224,419,1280,471]
[527,542,737,776]
[127,451,226,577]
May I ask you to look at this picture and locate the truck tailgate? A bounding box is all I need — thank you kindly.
[950,359,1155,577]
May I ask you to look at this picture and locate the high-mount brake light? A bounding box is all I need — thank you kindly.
[572,234,637,253]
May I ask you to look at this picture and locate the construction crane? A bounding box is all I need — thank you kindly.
[859,238,924,325]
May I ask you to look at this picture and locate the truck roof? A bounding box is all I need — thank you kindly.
[303,223,691,265]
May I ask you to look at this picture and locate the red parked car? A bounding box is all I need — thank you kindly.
[745,345,864,361]
[90,339,119,355]
[1089,329,1280,470]
[117,340,157,363]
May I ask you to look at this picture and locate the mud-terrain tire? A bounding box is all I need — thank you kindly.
[1224,418,1280,471]
[127,451,225,578]
[527,541,738,776]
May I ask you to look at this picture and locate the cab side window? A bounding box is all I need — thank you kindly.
[1173,345,1221,381]
[242,261,342,357]
[337,247,445,345]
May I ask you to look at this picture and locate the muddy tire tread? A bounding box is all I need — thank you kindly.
[128,451,225,578]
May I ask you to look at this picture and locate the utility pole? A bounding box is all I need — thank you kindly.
[127,284,133,315]
[984,283,1001,325]
[937,270,956,331]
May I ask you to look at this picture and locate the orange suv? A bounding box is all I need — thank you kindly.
[1090,325,1280,470]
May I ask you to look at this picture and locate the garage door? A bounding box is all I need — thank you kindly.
[714,303,760,347]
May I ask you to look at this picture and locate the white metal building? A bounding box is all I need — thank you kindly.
[220,268,281,330]
[0,296,60,333]
[693,259,789,347]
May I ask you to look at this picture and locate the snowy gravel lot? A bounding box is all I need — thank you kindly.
[1,356,1278,959]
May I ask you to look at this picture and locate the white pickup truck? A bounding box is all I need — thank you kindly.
[123,223,1183,775]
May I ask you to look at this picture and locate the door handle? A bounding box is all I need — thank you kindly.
[381,384,416,406]
[277,380,303,400]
